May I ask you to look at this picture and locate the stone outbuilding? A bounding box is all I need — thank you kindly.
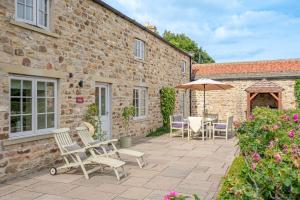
[192,59,300,121]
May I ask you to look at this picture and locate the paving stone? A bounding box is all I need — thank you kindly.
[0,189,42,200]
[121,177,150,187]
[97,183,128,194]
[144,176,182,190]
[128,168,159,179]
[183,172,210,183]
[7,177,40,187]
[35,174,82,184]
[0,184,22,197]
[25,180,78,195]
[72,175,118,187]
[64,185,117,200]
[33,194,77,200]
[159,167,191,178]
[119,187,152,200]
[144,190,168,200]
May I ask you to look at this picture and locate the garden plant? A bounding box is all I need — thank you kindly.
[219,107,300,199]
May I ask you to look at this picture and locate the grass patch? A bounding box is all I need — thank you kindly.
[146,126,170,137]
[216,156,245,200]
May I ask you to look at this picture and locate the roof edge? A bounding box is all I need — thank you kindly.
[92,0,191,58]
[193,58,300,67]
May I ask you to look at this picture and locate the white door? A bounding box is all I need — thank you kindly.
[95,84,111,139]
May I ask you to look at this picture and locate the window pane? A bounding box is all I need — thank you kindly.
[23,98,32,114]
[26,0,33,5]
[23,80,32,96]
[39,11,45,26]
[37,98,46,113]
[17,3,25,19]
[47,82,54,97]
[47,98,54,112]
[25,6,33,21]
[11,98,21,114]
[101,87,106,116]
[37,82,46,97]
[95,87,99,113]
[47,113,54,128]
[18,0,25,3]
[11,116,22,133]
[11,80,21,96]
[23,115,32,131]
[37,114,46,129]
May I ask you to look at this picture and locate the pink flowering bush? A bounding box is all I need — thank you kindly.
[164,191,200,200]
[219,107,300,199]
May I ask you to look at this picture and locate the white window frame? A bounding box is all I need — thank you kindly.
[15,0,50,30]
[9,75,58,139]
[133,87,148,119]
[181,60,187,74]
[134,39,145,60]
[180,93,185,117]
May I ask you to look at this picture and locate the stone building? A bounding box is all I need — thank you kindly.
[192,59,300,121]
[0,0,191,182]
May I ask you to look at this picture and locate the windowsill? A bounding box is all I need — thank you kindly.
[9,20,59,38]
[133,116,147,121]
[133,57,146,64]
[2,132,54,147]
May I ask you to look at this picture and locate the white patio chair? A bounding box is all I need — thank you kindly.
[51,128,126,181]
[76,126,146,168]
[212,116,234,141]
[170,115,188,139]
[187,117,206,141]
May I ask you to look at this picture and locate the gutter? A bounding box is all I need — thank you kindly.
[189,58,193,116]
[92,0,191,58]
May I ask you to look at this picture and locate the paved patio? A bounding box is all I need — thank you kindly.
[0,135,238,200]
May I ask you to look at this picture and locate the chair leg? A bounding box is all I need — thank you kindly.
[182,128,184,139]
[113,168,120,181]
[170,127,172,137]
[136,157,144,168]
[213,127,215,140]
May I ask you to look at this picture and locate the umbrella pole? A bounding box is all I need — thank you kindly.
[203,84,206,117]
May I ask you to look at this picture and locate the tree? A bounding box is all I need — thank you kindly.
[163,31,215,63]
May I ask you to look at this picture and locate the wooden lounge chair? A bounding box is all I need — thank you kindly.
[212,116,234,141]
[50,128,126,180]
[76,126,146,168]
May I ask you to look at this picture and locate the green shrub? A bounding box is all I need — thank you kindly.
[146,126,170,137]
[220,107,300,199]
[160,87,176,127]
[295,79,300,108]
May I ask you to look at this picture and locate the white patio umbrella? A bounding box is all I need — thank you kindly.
[176,78,233,115]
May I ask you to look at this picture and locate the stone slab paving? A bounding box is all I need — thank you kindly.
[0,135,238,200]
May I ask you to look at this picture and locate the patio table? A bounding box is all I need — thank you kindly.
[184,117,217,139]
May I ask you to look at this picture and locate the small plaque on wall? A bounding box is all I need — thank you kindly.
[76,97,84,104]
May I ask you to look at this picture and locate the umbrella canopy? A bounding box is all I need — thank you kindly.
[176,78,233,91]
[176,78,233,115]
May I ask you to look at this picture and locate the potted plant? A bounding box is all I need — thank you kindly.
[120,105,135,148]
[84,103,103,140]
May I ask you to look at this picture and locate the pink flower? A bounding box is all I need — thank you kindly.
[249,114,255,120]
[252,152,261,162]
[274,153,282,163]
[268,140,274,148]
[164,191,177,200]
[251,163,257,171]
[282,144,289,153]
[288,130,295,138]
[272,124,280,131]
[293,114,299,122]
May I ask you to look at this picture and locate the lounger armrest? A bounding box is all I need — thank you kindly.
[105,139,118,144]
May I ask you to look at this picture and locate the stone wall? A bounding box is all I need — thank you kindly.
[0,0,190,182]
[191,79,296,121]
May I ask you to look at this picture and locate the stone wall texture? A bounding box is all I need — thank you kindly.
[0,0,190,182]
[191,78,296,121]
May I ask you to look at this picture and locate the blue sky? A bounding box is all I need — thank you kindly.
[103,0,300,63]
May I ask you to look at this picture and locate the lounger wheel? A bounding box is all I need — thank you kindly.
[50,167,57,176]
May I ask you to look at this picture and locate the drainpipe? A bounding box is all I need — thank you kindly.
[189,57,192,116]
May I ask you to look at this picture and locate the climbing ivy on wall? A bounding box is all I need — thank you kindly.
[160,87,176,127]
[294,79,300,108]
